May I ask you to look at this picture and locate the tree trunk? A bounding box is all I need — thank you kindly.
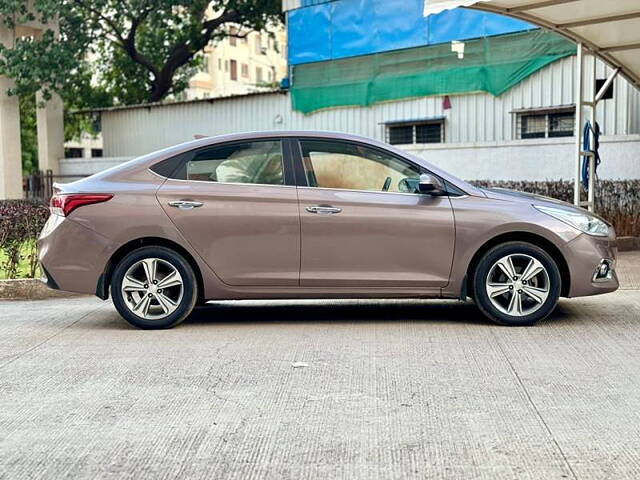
[149,75,173,103]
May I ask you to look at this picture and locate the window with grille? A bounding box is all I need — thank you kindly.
[517,109,575,139]
[548,112,575,137]
[386,121,444,145]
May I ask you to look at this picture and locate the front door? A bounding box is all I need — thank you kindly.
[294,139,455,288]
[157,139,300,286]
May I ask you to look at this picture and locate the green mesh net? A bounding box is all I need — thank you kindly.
[291,30,576,114]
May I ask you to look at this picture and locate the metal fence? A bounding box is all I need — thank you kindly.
[23,170,90,202]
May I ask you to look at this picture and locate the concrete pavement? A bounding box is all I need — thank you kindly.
[1,254,639,479]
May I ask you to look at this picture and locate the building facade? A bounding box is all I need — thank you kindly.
[186,25,287,100]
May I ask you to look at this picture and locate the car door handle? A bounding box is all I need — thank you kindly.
[306,205,342,215]
[168,200,204,210]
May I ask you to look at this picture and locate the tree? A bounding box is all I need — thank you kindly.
[0,0,282,105]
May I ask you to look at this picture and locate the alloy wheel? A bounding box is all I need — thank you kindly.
[121,258,184,320]
[485,253,550,317]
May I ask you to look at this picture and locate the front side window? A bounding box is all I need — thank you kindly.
[174,140,284,186]
[299,140,422,194]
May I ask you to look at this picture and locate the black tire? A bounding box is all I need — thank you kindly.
[111,246,198,329]
[472,242,561,326]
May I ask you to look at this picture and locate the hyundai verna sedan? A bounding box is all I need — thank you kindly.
[38,131,618,329]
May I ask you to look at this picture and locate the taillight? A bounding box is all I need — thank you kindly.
[49,193,113,217]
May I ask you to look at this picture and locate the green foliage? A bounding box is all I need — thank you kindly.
[0,241,37,279]
[19,95,38,173]
[0,200,49,279]
[0,17,92,102]
[0,0,282,106]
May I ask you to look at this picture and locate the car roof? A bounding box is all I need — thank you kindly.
[187,130,387,147]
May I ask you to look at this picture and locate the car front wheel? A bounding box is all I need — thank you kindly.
[472,242,561,326]
[111,246,198,329]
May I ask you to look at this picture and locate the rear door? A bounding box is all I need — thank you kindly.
[293,138,455,288]
[156,138,300,286]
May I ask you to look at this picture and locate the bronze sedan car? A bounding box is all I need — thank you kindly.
[39,131,618,329]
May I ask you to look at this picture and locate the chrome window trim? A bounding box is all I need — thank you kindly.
[148,168,170,180]
[151,169,464,197]
[296,185,456,199]
[149,169,458,198]
[158,175,296,188]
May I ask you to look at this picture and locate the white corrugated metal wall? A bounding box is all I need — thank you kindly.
[103,56,639,158]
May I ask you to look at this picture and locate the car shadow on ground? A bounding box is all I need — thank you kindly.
[91,298,578,330]
[180,298,576,328]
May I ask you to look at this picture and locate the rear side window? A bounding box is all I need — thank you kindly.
[149,153,186,178]
[158,140,285,186]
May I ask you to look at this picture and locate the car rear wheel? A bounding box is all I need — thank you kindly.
[111,246,197,329]
[472,242,561,326]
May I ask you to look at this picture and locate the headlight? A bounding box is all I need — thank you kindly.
[534,205,609,237]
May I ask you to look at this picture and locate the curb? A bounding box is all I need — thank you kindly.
[0,279,87,300]
[618,236,640,252]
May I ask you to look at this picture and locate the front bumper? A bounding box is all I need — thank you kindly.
[563,229,619,298]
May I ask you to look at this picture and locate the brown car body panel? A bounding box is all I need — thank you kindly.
[297,187,455,287]
[38,131,619,302]
[158,180,301,286]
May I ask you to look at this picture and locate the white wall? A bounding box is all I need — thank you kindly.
[402,135,640,181]
[59,157,132,176]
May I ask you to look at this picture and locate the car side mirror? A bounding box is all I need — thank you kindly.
[418,173,445,195]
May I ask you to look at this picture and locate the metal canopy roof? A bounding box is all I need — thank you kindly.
[423,0,640,89]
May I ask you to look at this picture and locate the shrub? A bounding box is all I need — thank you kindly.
[471,180,640,237]
[0,200,49,279]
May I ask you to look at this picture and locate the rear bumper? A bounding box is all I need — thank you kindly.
[40,264,60,290]
[38,215,113,295]
[563,230,619,298]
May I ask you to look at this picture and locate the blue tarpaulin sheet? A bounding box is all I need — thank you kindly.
[288,0,534,65]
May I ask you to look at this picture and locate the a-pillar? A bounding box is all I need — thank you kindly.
[36,90,64,175]
[0,26,23,199]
